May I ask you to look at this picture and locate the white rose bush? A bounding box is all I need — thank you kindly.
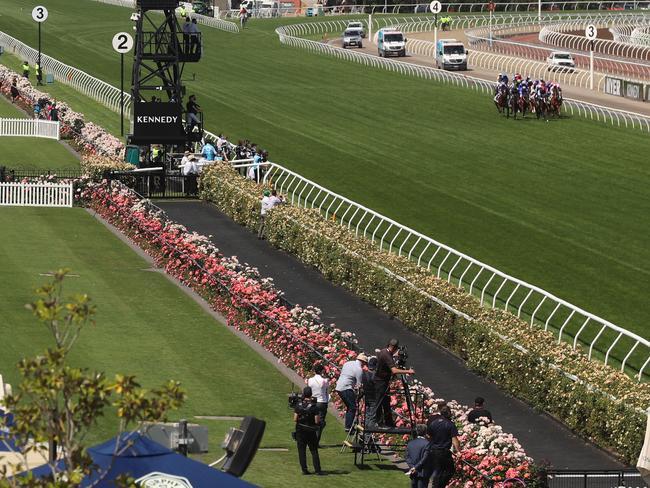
[199,163,649,465]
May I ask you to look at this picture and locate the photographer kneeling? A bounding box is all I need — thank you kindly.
[293,387,323,475]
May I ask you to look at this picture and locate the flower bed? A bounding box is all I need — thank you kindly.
[198,163,648,465]
[83,181,540,486]
[0,64,124,159]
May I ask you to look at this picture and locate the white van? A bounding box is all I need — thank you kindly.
[435,39,468,70]
[377,29,406,57]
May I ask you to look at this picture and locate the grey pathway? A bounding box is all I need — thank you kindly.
[156,200,625,470]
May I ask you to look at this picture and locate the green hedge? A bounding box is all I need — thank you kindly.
[200,164,648,464]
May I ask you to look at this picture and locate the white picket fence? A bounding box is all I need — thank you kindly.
[0,119,59,140]
[0,182,73,207]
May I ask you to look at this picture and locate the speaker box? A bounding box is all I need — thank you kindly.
[222,416,266,478]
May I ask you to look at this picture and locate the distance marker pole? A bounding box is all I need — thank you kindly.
[120,53,124,136]
[589,40,594,91]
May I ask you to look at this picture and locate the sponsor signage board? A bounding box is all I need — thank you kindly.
[133,102,186,144]
[604,77,622,97]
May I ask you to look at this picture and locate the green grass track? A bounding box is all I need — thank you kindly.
[0,1,647,346]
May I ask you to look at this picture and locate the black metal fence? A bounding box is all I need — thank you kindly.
[0,167,84,181]
[546,470,646,488]
[107,170,198,199]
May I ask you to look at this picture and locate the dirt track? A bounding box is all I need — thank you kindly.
[331,29,650,115]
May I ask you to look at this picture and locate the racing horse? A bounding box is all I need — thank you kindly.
[494,84,509,117]
[548,85,563,118]
[517,85,529,118]
[508,84,520,119]
[535,92,549,120]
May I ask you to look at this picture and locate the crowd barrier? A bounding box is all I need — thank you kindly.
[0,181,73,207]
[0,118,59,140]
[611,22,650,44]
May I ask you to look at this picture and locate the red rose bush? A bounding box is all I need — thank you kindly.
[83,181,540,486]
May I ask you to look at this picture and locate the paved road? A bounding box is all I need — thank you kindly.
[334,29,650,115]
[157,200,625,470]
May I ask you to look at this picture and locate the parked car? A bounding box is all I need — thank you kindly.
[347,21,366,37]
[377,29,406,57]
[343,28,364,48]
[547,51,576,72]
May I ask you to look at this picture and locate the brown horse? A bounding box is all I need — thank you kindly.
[494,84,509,115]
[548,86,563,118]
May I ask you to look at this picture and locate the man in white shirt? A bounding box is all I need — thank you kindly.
[182,154,198,176]
[335,353,368,432]
[258,189,283,239]
[307,364,329,443]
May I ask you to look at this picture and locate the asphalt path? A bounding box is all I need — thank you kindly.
[332,29,650,115]
[156,200,626,470]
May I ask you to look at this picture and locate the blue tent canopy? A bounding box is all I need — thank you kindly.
[0,409,19,452]
[27,432,258,487]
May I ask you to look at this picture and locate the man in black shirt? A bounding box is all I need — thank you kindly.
[368,339,414,428]
[414,405,460,488]
[293,387,323,475]
[467,397,493,424]
[186,94,201,131]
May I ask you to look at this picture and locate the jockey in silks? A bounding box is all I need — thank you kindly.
[514,73,523,87]
[494,73,509,102]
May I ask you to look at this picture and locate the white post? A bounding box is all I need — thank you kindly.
[589,46,594,90]
[538,0,541,24]
[489,8,492,47]
[368,14,372,41]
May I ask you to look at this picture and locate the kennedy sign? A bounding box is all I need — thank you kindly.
[133,102,186,144]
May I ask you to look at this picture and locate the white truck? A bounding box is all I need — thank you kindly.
[435,39,468,71]
[377,29,406,57]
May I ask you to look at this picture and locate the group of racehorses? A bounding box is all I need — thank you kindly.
[494,80,563,120]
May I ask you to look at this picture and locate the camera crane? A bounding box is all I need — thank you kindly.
[128,0,204,162]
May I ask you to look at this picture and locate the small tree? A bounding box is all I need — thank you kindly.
[0,270,186,486]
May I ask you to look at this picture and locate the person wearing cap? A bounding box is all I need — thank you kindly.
[293,386,323,475]
[368,338,415,429]
[258,189,283,239]
[335,353,368,431]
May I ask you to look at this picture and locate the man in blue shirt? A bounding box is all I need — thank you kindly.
[201,141,216,161]
[406,424,432,488]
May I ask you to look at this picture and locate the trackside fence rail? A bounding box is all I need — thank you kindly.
[0,182,72,207]
[540,19,650,58]
[247,153,650,379]
[0,119,59,140]
[276,21,650,133]
[0,31,132,115]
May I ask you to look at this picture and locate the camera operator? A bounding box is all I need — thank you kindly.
[335,353,368,432]
[368,339,414,429]
[293,387,323,476]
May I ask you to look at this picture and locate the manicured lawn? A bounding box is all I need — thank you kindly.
[0,208,404,487]
[0,1,647,360]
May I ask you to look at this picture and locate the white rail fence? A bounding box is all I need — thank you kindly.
[540,19,650,58]
[88,0,240,32]
[253,161,650,380]
[0,119,59,140]
[277,21,650,131]
[0,31,132,115]
[0,182,73,208]
[611,23,650,44]
[224,0,650,17]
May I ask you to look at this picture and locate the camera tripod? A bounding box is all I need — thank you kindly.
[340,374,422,466]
